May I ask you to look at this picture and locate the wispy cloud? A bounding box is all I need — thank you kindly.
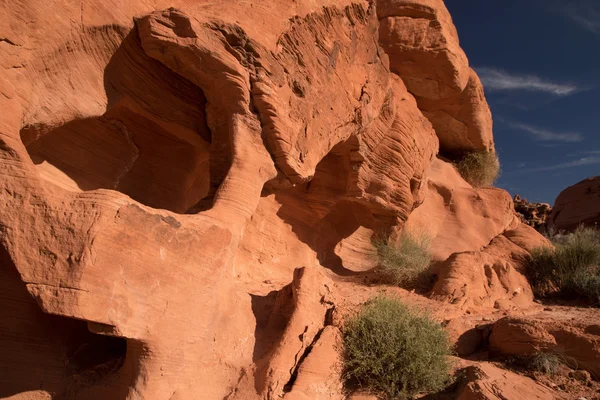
[476,67,579,96]
[527,156,600,172]
[503,120,584,143]
[568,150,600,156]
[560,1,600,34]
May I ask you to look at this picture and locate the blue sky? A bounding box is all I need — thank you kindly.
[445,0,600,203]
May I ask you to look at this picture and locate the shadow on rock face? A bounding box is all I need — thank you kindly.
[19,27,221,215]
[249,268,336,397]
[273,142,385,277]
[0,244,131,400]
[250,290,286,363]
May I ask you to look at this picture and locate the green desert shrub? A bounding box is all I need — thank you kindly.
[343,296,452,399]
[524,226,600,305]
[376,232,432,288]
[455,150,500,188]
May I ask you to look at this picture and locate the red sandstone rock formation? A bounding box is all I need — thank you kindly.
[513,195,552,231]
[0,0,571,399]
[490,308,600,378]
[455,362,561,400]
[430,224,548,312]
[376,0,494,156]
[548,176,600,232]
[406,158,519,263]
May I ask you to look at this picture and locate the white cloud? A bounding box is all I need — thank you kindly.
[505,121,584,143]
[561,1,600,34]
[567,12,600,33]
[476,67,579,96]
[528,156,600,172]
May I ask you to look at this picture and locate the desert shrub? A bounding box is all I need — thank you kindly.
[524,226,600,305]
[524,246,557,296]
[565,267,600,304]
[528,352,563,376]
[454,151,500,188]
[343,296,452,399]
[376,232,432,288]
[540,224,561,242]
[504,352,563,376]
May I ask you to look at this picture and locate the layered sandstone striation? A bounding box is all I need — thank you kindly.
[0,0,558,399]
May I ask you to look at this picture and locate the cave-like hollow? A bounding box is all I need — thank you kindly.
[19,26,220,215]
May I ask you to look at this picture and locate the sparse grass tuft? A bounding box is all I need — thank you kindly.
[528,352,563,376]
[376,232,432,288]
[455,151,500,188]
[503,352,564,377]
[524,226,600,305]
[343,296,452,399]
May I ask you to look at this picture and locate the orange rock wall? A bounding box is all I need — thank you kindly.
[0,0,549,399]
[549,176,600,231]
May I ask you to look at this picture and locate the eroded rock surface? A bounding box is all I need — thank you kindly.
[376,0,469,100]
[0,0,560,399]
[548,176,600,231]
[456,362,561,400]
[490,308,600,377]
[0,0,438,397]
[431,223,550,311]
[406,158,518,262]
[514,194,552,231]
[416,70,494,156]
[376,0,494,156]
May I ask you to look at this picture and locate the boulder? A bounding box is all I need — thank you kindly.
[253,267,336,398]
[490,308,600,377]
[548,176,600,232]
[376,1,494,156]
[405,158,518,262]
[377,0,470,99]
[284,326,344,400]
[431,224,550,311]
[416,69,495,155]
[456,362,562,400]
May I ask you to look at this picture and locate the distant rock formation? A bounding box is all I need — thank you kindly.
[548,176,600,232]
[513,195,552,231]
